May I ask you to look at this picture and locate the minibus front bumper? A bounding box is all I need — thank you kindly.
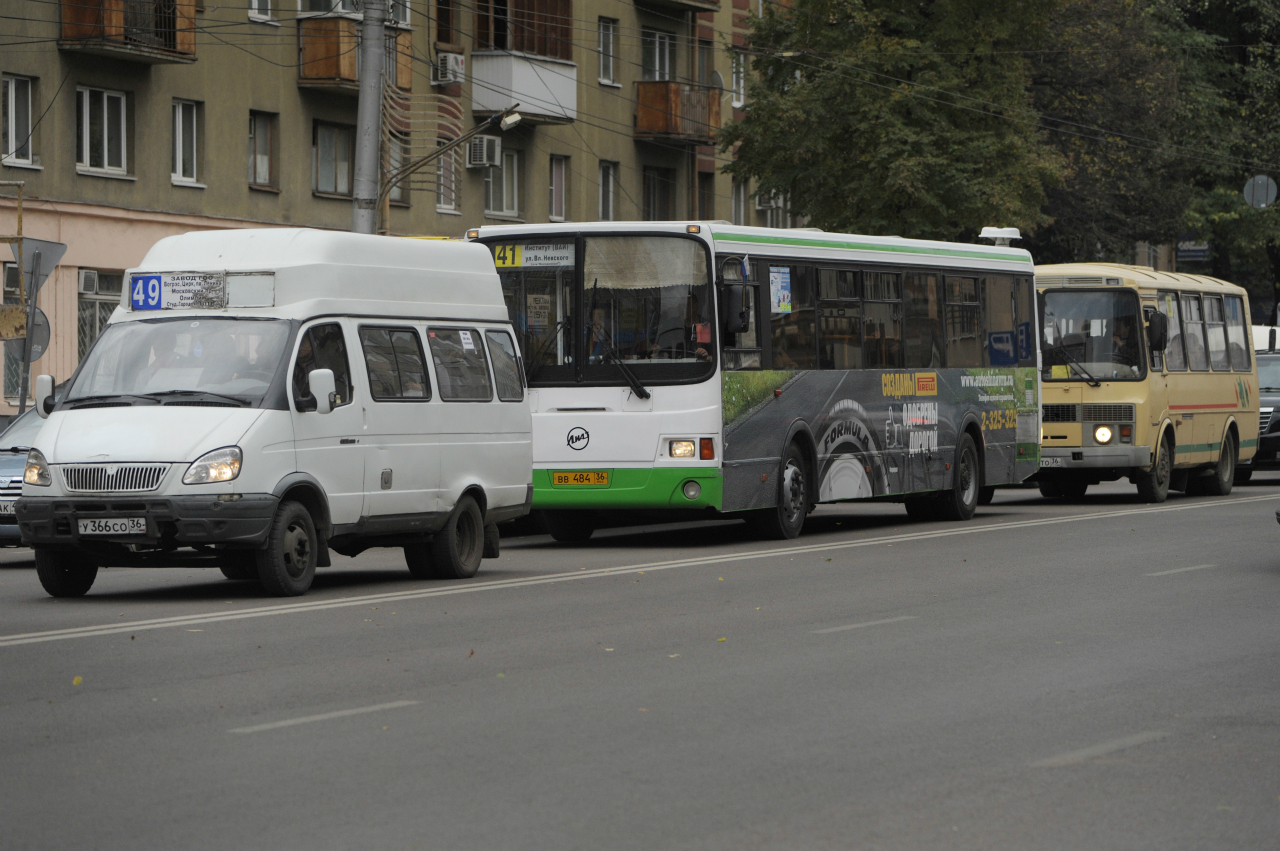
[1037,445,1153,471]
[16,495,277,548]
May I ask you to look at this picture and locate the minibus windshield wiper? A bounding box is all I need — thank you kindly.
[67,394,159,407]
[2,445,30,453]
[141,390,248,406]
[1049,344,1101,387]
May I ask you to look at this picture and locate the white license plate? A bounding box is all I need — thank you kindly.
[1040,457,1064,468]
[0,500,15,516]
[78,517,146,536]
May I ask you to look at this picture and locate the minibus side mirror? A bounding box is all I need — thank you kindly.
[721,284,750,335]
[308,368,336,415]
[1146,311,1168,353]
[34,374,54,419]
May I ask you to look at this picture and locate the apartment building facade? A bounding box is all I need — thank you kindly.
[0,0,782,415]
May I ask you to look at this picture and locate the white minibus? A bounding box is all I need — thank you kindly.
[17,229,532,597]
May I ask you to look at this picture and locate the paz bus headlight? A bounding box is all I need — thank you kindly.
[24,448,51,486]
[1094,425,1114,444]
[183,446,242,484]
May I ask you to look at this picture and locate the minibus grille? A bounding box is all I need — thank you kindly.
[60,464,169,493]
[1261,408,1274,433]
[1082,404,1135,422]
[1042,404,1080,423]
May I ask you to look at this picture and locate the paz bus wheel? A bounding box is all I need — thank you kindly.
[938,433,980,521]
[35,548,98,598]
[1135,432,1172,503]
[1202,432,1237,496]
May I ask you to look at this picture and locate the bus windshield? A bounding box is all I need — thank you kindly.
[493,234,713,385]
[67,317,291,406]
[1039,289,1145,381]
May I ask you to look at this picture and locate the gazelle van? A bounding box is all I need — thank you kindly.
[17,229,533,597]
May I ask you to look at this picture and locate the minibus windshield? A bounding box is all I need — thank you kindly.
[1039,289,1145,381]
[68,317,291,406]
[1258,357,1280,390]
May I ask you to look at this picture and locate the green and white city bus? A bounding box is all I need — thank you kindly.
[467,222,1041,540]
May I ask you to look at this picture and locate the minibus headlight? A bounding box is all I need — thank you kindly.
[669,440,695,458]
[184,446,242,484]
[1094,425,1114,444]
[24,448,51,487]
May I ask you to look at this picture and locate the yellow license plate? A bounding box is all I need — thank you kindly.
[553,471,609,486]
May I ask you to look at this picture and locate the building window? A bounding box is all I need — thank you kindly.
[387,132,410,204]
[248,111,275,187]
[485,150,519,216]
[2,264,19,398]
[598,18,617,83]
[249,0,271,19]
[599,160,616,221]
[732,179,746,225]
[438,0,455,43]
[76,87,127,173]
[305,1,358,11]
[731,52,746,108]
[314,122,354,196]
[697,39,713,84]
[388,0,410,24]
[172,100,199,183]
[642,30,676,81]
[436,137,458,210]
[476,0,573,61]
[698,172,714,220]
[643,167,675,220]
[2,76,32,165]
[78,269,123,362]
[549,155,567,221]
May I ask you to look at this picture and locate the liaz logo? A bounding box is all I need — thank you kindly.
[882,372,938,398]
[567,427,589,450]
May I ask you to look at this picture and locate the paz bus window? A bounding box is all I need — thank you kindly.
[1224,295,1250,370]
[945,276,981,368]
[1181,294,1209,371]
[1156,292,1186,371]
[1039,289,1144,380]
[1203,296,1230,371]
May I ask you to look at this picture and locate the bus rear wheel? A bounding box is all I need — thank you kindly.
[757,442,809,539]
[937,433,980,521]
[1202,432,1237,496]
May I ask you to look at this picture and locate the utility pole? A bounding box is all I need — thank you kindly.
[352,0,386,234]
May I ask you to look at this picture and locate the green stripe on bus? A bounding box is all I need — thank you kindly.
[1241,438,1258,449]
[532,467,722,510]
[711,232,1028,262]
[1174,442,1221,454]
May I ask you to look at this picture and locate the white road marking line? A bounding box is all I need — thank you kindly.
[1031,731,1169,767]
[3,493,1278,650]
[229,700,418,734]
[1146,564,1216,577]
[813,615,917,634]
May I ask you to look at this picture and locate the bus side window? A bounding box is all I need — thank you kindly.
[1015,276,1036,368]
[945,275,981,368]
[863,270,902,369]
[904,271,942,369]
[982,275,1016,367]
[1224,295,1251,371]
[818,268,861,370]
[1202,295,1230,371]
[1157,292,1186,370]
[1143,306,1163,372]
[1181,294,1209,371]
[722,284,761,370]
[769,265,816,369]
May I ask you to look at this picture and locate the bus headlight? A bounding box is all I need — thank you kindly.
[184,446,242,484]
[682,480,702,500]
[24,448,51,486]
[669,440,695,458]
[1094,425,1114,444]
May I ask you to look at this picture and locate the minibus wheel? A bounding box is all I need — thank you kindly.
[1202,432,1237,496]
[1135,432,1172,503]
[34,548,98,597]
[255,501,317,596]
[938,433,980,521]
[432,496,484,579]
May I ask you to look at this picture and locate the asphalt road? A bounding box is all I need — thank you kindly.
[3,478,1280,850]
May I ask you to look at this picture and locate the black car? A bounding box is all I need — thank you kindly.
[0,408,45,544]
[1242,352,1280,481]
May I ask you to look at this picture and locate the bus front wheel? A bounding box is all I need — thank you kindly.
[1135,432,1172,503]
[938,433,980,521]
[756,442,809,539]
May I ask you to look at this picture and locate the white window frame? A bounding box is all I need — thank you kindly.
[731,52,746,108]
[2,75,33,166]
[172,99,199,184]
[549,155,567,222]
[76,86,128,175]
[388,0,410,25]
[598,161,616,221]
[387,132,409,204]
[436,137,459,212]
[598,18,617,84]
[249,0,272,20]
[313,122,355,196]
[248,111,274,187]
[485,150,519,217]
[732,179,747,226]
[642,30,676,81]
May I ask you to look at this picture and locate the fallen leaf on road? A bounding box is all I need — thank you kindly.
[717,638,726,642]
[497,673,505,678]
[72,677,82,686]
[468,649,474,658]
[186,629,202,632]
[668,654,680,658]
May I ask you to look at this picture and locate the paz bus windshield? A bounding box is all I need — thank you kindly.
[1039,289,1145,381]
[490,234,714,386]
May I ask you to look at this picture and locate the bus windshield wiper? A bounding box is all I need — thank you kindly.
[140,390,248,406]
[587,278,649,400]
[1049,343,1101,387]
[527,318,570,382]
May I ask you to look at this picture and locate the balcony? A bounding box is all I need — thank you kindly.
[297,17,412,95]
[635,82,721,146]
[59,0,197,64]
[471,52,577,124]
[634,0,721,12]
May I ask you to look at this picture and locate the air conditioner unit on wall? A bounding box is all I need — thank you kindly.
[755,192,782,211]
[79,269,98,293]
[467,136,502,169]
[432,53,465,86]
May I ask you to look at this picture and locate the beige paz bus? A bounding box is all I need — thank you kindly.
[1034,264,1258,502]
